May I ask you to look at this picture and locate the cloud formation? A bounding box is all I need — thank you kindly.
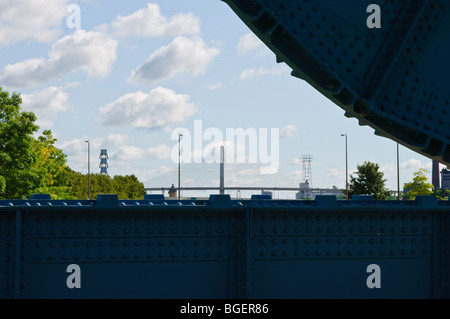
[0,0,69,47]
[0,30,118,87]
[111,2,200,38]
[20,85,76,127]
[239,64,289,81]
[237,32,266,55]
[129,36,220,85]
[21,86,70,115]
[280,125,298,138]
[113,144,172,161]
[98,87,196,130]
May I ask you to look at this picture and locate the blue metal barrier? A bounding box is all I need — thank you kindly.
[1,194,449,299]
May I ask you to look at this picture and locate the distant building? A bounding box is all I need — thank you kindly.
[168,184,177,198]
[442,168,450,189]
[296,183,342,200]
[318,185,344,197]
[296,180,312,199]
[261,190,272,197]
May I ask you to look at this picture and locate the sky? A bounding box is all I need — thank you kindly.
[0,0,445,199]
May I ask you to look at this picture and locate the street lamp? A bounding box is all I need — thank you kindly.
[397,143,400,200]
[178,133,183,200]
[341,134,348,200]
[85,140,90,200]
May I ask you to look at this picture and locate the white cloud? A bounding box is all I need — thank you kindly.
[239,64,289,81]
[280,125,297,138]
[207,82,222,90]
[113,144,172,161]
[237,32,266,55]
[103,133,130,147]
[98,87,197,130]
[113,145,146,161]
[129,36,220,85]
[0,0,69,47]
[58,134,134,173]
[400,158,424,170]
[327,168,342,178]
[380,163,395,174]
[148,144,172,160]
[0,29,118,87]
[111,3,200,38]
[21,86,71,124]
[59,134,130,157]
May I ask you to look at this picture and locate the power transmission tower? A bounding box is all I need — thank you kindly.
[301,155,313,188]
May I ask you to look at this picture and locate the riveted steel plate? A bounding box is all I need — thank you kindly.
[223,0,450,165]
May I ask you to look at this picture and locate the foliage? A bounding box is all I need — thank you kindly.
[0,87,146,200]
[31,129,70,195]
[403,168,434,200]
[434,188,450,200]
[65,168,145,200]
[0,87,39,199]
[348,161,390,200]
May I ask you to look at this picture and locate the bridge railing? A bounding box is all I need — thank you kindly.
[1,194,449,298]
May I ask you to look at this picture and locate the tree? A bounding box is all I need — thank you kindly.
[404,168,434,200]
[0,87,146,200]
[435,188,450,200]
[0,87,40,199]
[348,161,390,200]
[64,168,146,200]
[31,129,70,197]
[112,174,146,199]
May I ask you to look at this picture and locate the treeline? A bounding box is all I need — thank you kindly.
[32,168,146,200]
[0,87,145,200]
[65,170,145,200]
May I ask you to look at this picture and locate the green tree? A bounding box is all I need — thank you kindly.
[435,188,450,200]
[348,161,390,200]
[65,167,88,199]
[0,87,40,199]
[112,174,146,199]
[404,168,434,200]
[31,130,70,197]
[64,169,146,200]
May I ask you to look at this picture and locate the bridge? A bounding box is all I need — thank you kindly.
[143,163,343,197]
[0,0,448,301]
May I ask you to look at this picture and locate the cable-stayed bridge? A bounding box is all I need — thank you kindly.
[143,163,342,198]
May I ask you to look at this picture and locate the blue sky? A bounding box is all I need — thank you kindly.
[0,0,443,198]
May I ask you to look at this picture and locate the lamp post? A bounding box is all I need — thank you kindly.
[178,133,183,200]
[341,134,348,200]
[397,143,400,200]
[85,140,90,200]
